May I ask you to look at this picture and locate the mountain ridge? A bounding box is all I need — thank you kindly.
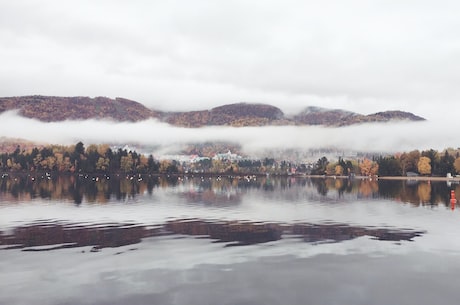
[0,95,425,127]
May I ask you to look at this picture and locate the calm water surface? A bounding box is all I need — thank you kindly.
[1,174,460,305]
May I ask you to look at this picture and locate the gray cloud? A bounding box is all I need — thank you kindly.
[1,1,460,123]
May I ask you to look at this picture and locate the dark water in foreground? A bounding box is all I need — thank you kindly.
[1,174,460,305]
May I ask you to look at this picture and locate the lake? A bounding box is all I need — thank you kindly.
[1,174,460,305]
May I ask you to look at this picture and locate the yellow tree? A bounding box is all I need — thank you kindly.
[97,144,110,156]
[86,144,99,154]
[96,157,110,171]
[7,159,22,171]
[33,154,43,169]
[42,156,57,171]
[211,159,225,173]
[417,156,431,175]
[159,160,172,173]
[454,157,460,174]
[120,154,134,172]
[55,153,71,172]
[335,165,344,176]
[400,150,420,175]
[137,155,148,171]
[325,163,336,175]
[359,158,379,176]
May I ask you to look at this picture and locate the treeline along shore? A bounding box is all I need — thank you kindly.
[1,142,460,179]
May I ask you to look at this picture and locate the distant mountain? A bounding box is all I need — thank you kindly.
[0,95,425,126]
[292,106,358,125]
[162,103,289,127]
[292,106,425,126]
[0,95,158,121]
[366,110,426,122]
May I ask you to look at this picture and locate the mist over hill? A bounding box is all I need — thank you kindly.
[0,109,449,160]
[0,95,437,159]
[0,95,425,127]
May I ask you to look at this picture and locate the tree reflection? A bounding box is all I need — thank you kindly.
[358,180,379,198]
[315,179,328,196]
[417,183,431,204]
[0,219,425,251]
[1,174,459,207]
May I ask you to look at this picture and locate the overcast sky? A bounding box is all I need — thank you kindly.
[1,0,460,121]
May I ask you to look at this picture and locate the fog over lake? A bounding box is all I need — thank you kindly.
[1,110,456,156]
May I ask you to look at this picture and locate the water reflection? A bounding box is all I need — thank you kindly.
[0,174,456,305]
[378,179,456,207]
[1,174,460,207]
[0,218,424,251]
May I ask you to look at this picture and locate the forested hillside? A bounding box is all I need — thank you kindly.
[0,95,425,126]
[0,96,158,121]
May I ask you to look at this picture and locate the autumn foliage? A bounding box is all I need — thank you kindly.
[377,149,460,177]
[0,95,425,127]
[0,142,160,174]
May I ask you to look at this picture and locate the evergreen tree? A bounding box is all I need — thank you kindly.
[377,156,402,176]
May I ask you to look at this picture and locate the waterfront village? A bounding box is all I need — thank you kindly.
[2,142,460,178]
[131,145,361,176]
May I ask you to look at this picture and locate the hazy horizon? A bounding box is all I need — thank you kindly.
[2,1,460,155]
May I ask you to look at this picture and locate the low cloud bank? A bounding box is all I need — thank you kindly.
[0,111,457,156]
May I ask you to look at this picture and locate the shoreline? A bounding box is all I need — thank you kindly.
[1,171,460,182]
[377,176,460,182]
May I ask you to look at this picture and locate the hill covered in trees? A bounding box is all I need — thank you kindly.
[0,96,159,121]
[292,107,425,126]
[0,95,425,127]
